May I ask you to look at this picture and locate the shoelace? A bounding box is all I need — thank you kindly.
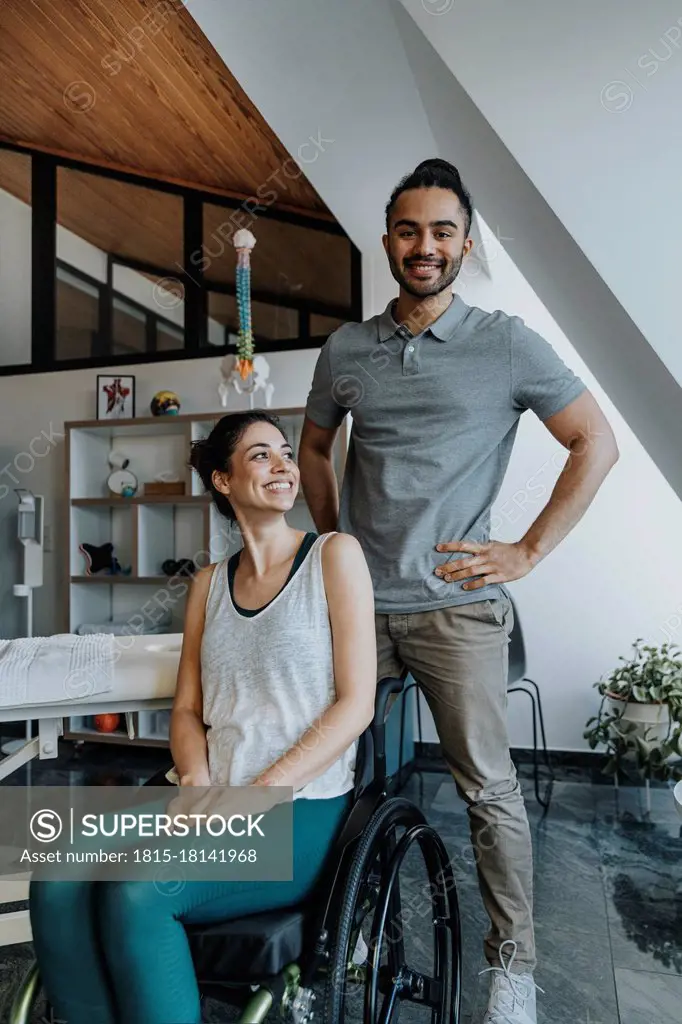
[478,940,544,1021]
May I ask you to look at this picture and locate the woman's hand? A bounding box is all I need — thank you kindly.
[166,783,213,830]
[165,783,286,834]
[179,769,211,787]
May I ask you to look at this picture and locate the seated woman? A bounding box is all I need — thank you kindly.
[29,410,377,1024]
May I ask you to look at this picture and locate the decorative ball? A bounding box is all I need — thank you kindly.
[150,390,181,416]
[94,713,120,733]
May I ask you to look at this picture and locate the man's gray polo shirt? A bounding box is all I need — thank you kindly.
[305,294,587,615]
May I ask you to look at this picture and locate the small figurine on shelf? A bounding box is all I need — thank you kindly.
[106,450,138,498]
[79,542,132,576]
[161,558,196,578]
[150,390,181,416]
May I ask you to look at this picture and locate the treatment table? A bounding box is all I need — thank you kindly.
[0,634,182,945]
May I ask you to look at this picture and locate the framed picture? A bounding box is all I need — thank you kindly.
[97,375,136,420]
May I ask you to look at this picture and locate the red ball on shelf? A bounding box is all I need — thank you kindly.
[94,713,120,733]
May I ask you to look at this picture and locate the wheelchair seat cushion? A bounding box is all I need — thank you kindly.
[187,906,310,983]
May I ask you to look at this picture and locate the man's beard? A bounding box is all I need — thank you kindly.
[388,249,464,299]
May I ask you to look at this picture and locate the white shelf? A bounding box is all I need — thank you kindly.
[64,408,349,747]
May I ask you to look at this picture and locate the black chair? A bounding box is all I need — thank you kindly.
[506,594,555,810]
[397,595,555,810]
[10,674,463,1024]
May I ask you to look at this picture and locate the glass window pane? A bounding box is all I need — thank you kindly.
[157,323,185,351]
[310,313,348,337]
[252,300,298,340]
[57,168,183,269]
[0,149,31,365]
[112,297,147,355]
[112,265,185,355]
[56,267,100,360]
[207,292,237,337]
[207,292,298,343]
[203,205,351,310]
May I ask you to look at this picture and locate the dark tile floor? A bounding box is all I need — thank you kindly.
[0,744,680,1023]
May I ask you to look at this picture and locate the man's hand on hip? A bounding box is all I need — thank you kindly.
[434,540,537,591]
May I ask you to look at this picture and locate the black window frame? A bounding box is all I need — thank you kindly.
[0,140,362,376]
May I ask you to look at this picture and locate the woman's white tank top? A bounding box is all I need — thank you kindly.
[200,532,357,800]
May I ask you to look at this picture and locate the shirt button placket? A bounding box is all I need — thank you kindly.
[403,338,419,375]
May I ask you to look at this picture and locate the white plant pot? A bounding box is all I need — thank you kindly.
[606,694,678,761]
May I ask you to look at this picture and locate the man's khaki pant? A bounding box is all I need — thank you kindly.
[376,593,536,972]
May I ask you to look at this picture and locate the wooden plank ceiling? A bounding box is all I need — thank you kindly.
[0,0,332,219]
[0,1,351,309]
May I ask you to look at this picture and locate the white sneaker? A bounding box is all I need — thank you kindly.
[479,940,542,1024]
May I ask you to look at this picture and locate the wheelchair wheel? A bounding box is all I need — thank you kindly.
[323,796,461,1023]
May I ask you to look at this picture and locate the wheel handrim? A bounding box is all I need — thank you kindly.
[366,823,461,1023]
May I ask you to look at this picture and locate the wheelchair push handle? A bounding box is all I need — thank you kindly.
[372,674,406,729]
[370,673,407,783]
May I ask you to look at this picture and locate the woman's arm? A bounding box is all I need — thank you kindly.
[169,565,216,787]
[254,533,377,791]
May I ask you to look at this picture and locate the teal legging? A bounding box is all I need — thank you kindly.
[29,792,352,1024]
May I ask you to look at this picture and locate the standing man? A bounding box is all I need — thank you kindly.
[299,158,619,1024]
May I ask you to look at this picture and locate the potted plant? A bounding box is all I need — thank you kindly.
[584,640,682,782]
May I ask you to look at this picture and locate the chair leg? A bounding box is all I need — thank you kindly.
[508,685,552,810]
[8,959,40,1024]
[522,685,542,806]
[522,677,555,780]
[525,679,554,810]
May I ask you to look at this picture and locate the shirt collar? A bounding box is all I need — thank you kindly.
[377,293,469,343]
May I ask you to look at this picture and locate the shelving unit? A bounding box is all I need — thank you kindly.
[63,408,349,747]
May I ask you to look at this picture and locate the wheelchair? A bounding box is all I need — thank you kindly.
[10,674,462,1023]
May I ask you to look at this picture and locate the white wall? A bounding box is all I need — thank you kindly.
[390,0,682,503]
[401,0,682,387]
[0,189,31,365]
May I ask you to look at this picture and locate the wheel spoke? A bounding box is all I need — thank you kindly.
[378,980,401,1024]
[382,831,405,969]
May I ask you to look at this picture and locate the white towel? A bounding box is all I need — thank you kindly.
[0,634,115,708]
[76,610,172,636]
